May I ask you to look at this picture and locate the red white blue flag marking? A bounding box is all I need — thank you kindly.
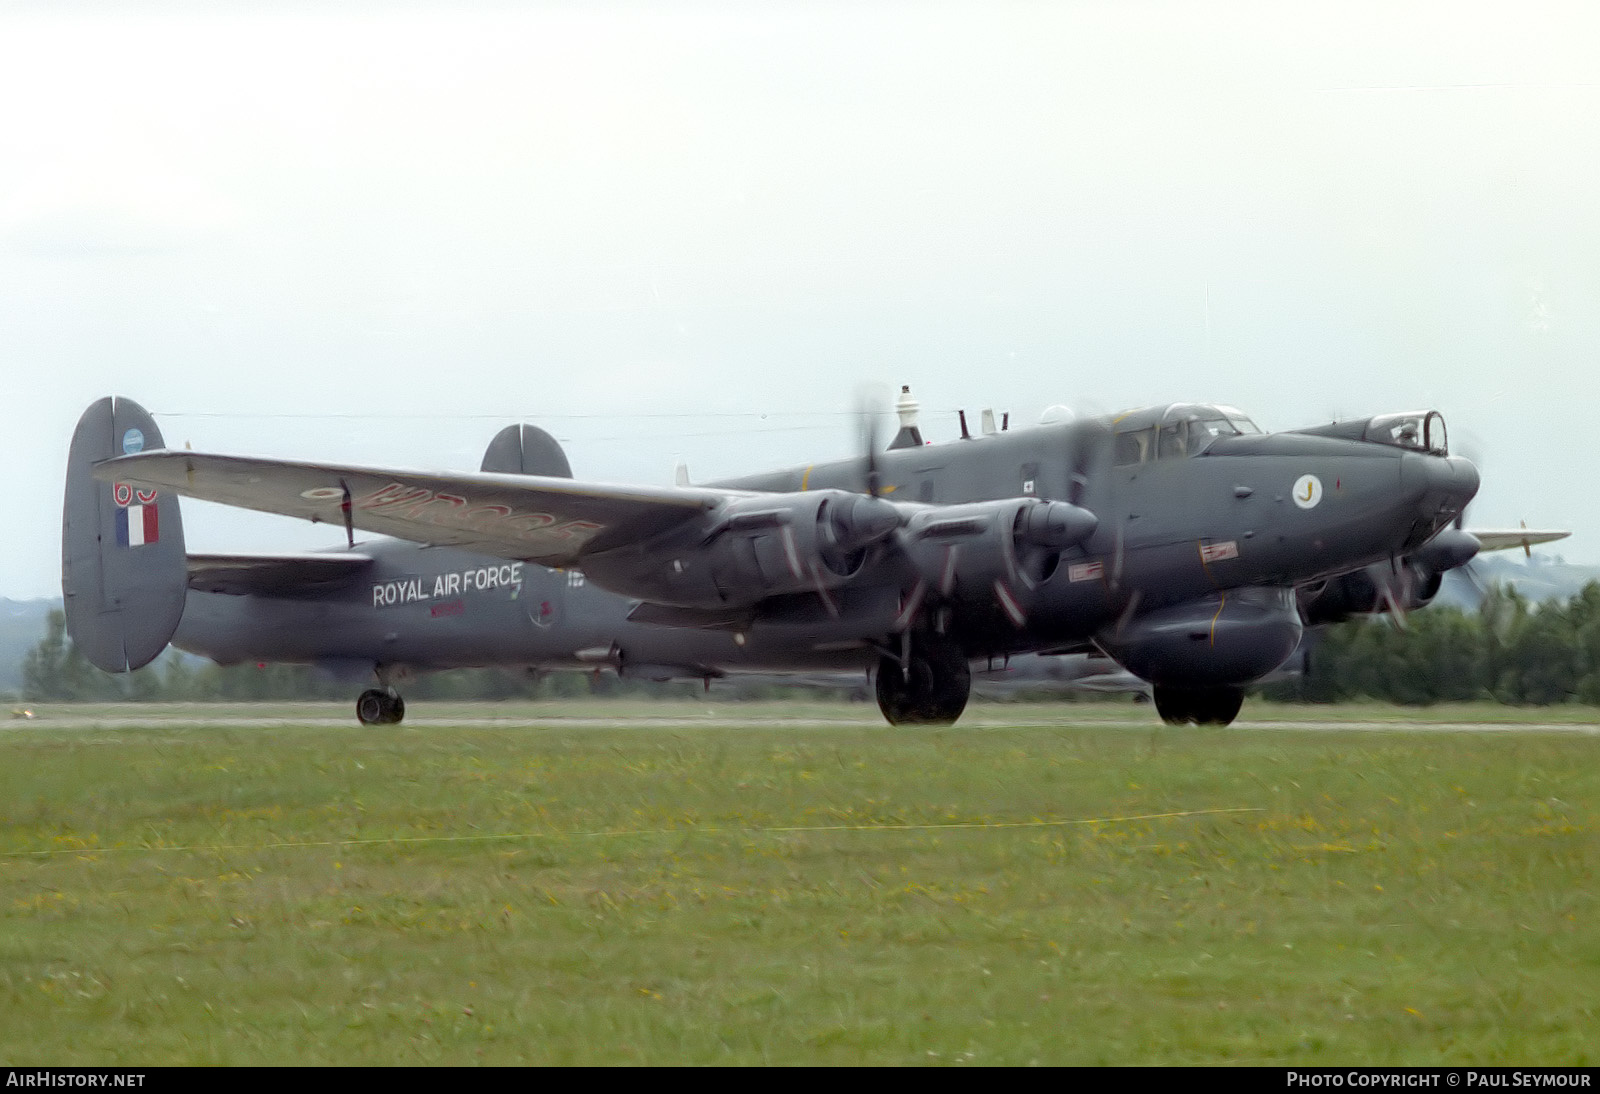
[114,483,160,547]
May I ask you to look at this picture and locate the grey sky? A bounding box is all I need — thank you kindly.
[5,1,1598,598]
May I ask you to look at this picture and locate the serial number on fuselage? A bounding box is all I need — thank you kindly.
[372,563,525,608]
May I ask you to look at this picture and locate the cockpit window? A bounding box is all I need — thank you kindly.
[1114,427,1153,466]
[1111,403,1262,465]
[1193,416,1243,442]
[1363,411,1448,456]
[1158,415,1243,459]
[1157,420,1191,459]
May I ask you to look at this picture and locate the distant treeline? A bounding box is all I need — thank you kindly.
[14,586,1600,706]
[1268,583,1600,705]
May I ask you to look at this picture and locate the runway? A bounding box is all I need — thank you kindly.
[7,707,1599,734]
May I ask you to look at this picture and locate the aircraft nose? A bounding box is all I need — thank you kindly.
[1437,455,1480,512]
[1401,452,1479,519]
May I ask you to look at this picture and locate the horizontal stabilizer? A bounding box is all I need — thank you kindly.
[187,552,374,596]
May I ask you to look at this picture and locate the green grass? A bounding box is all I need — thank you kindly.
[0,706,1595,1064]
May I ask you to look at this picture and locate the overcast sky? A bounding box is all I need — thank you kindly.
[5,0,1598,598]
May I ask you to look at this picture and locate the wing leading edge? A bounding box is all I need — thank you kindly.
[96,451,731,566]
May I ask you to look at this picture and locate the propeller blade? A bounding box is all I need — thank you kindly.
[1453,430,1485,531]
[1109,524,1126,593]
[892,578,928,632]
[808,561,841,619]
[993,579,1027,628]
[1067,419,1112,509]
[855,385,889,498]
[1111,589,1142,641]
[1378,557,1410,630]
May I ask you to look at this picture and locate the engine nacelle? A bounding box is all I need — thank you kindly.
[581,489,901,609]
[1097,586,1303,688]
[1299,561,1442,625]
[900,498,1098,616]
[1299,528,1477,625]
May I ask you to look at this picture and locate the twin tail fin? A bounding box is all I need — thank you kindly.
[62,396,187,671]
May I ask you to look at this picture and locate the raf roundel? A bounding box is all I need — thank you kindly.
[1292,474,1323,509]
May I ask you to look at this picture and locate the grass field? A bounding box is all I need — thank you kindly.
[0,701,1595,1065]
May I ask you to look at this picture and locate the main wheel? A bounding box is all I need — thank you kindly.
[1192,687,1243,726]
[875,638,971,726]
[356,688,406,726]
[1152,686,1195,726]
[1153,686,1243,727]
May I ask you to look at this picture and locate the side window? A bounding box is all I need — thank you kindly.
[1114,429,1150,466]
[1157,421,1189,460]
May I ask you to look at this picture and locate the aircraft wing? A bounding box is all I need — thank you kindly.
[97,451,730,566]
[1471,529,1570,553]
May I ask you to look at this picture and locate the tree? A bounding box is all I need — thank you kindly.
[21,610,123,701]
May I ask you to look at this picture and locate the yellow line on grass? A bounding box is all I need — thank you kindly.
[4,807,1261,859]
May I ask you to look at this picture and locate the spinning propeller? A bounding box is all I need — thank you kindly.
[850,387,1107,631]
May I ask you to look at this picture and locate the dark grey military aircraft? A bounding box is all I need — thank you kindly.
[64,392,1546,728]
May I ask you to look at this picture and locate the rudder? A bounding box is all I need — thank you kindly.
[62,396,188,671]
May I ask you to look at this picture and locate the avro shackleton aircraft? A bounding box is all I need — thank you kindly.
[64,392,1554,727]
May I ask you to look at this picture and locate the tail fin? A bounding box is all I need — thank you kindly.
[479,423,572,477]
[62,397,188,672]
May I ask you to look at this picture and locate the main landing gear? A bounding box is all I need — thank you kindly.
[356,687,406,726]
[875,634,971,726]
[1152,685,1243,727]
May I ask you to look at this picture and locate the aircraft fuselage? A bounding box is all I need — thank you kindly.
[172,412,1476,684]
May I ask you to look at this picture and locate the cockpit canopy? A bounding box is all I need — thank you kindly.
[1363,411,1448,455]
[1293,410,1449,457]
[1111,403,1262,465]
